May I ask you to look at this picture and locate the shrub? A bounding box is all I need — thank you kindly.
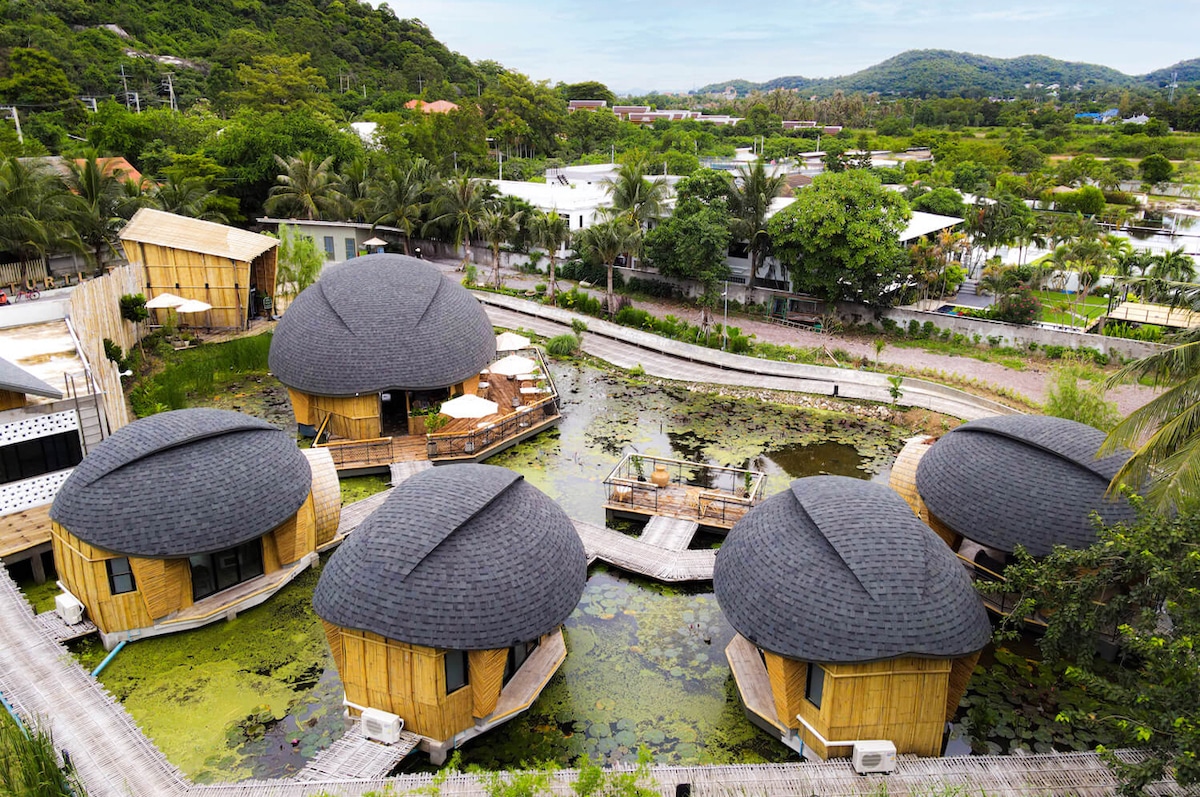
[534,283,547,295]
[464,264,478,285]
[546,333,581,358]
[624,276,683,299]
[1043,366,1121,431]
[922,321,938,339]
[103,337,123,364]
[1043,344,1067,359]
[989,286,1042,325]
[907,319,920,337]
[614,306,655,329]
[570,318,588,335]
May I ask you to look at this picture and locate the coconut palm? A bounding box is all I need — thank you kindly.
[728,161,789,291]
[64,153,137,275]
[1149,247,1196,284]
[334,158,371,222]
[369,160,432,255]
[153,175,229,223]
[424,175,495,266]
[603,159,668,269]
[530,209,569,301]
[1103,327,1200,511]
[577,214,639,314]
[0,157,78,276]
[476,206,520,288]
[264,152,344,221]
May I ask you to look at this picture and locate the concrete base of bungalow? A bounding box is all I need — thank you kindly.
[725,634,808,758]
[95,552,317,650]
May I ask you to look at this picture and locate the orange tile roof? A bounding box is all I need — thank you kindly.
[404,99,460,114]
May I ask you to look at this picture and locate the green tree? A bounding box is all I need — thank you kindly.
[642,198,732,328]
[1148,247,1196,283]
[768,170,912,305]
[1043,365,1121,431]
[0,48,74,105]
[1103,328,1200,511]
[530,209,570,301]
[274,224,324,308]
[152,175,229,223]
[728,161,789,291]
[424,175,493,265]
[264,152,344,221]
[476,207,520,288]
[369,159,432,255]
[1139,153,1174,186]
[577,216,639,314]
[0,157,78,275]
[992,503,1200,794]
[604,159,669,229]
[910,186,966,218]
[229,53,331,112]
[64,153,137,275]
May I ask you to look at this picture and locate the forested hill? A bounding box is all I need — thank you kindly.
[0,0,484,109]
[696,49,1192,97]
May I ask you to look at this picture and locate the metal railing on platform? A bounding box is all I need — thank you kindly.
[426,395,558,459]
[603,453,765,523]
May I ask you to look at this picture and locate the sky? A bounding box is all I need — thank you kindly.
[376,0,1199,94]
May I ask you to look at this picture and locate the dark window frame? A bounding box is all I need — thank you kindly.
[0,430,84,485]
[106,557,136,595]
[444,649,469,694]
[805,662,825,709]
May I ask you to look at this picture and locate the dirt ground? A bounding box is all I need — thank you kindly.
[431,255,1158,416]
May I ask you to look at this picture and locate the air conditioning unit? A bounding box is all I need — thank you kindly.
[852,740,896,775]
[360,707,404,744]
[55,592,86,626]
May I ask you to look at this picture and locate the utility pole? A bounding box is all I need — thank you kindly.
[79,96,98,113]
[498,151,503,181]
[164,73,176,111]
[1169,71,1179,103]
[0,106,22,144]
[120,65,130,109]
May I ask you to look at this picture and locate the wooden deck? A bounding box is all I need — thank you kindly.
[33,610,98,643]
[0,503,51,558]
[294,727,420,782]
[638,516,700,550]
[574,519,716,581]
[489,628,567,723]
[725,633,792,737]
[603,455,762,530]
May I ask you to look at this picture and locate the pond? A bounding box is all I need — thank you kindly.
[62,359,912,782]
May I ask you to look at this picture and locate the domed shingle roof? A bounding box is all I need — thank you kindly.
[50,409,311,558]
[714,476,992,663]
[313,464,586,650]
[268,254,495,396]
[915,415,1136,556]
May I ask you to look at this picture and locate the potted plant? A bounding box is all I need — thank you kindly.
[742,470,754,498]
[630,454,645,481]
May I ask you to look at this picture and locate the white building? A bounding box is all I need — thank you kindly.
[257,218,405,264]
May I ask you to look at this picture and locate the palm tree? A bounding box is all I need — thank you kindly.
[1013,214,1047,267]
[64,153,136,275]
[264,152,343,221]
[577,215,639,314]
[530,209,569,301]
[0,157,79,281]
[369,160,431,255]
[1149,247,1196,284]
[334,158,371,222]
[728,161,789,291]
[1102,328,1200,511]
[153,175,229,222]
[602,159,668,269]
[423,175,493,266]
[476,206,520,288]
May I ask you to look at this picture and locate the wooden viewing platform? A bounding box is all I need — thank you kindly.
[574,519,717,582]
[603,454,765,530]
[726,633,805,755]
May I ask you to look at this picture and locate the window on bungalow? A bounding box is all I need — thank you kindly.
[805,662,825,708]
[444,649,468,693]
[345,238,355,260]
[323,236,335,260]
[106,557,136,595]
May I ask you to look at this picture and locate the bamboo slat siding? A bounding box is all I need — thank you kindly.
[469,648,508,718]
[66,263,142,433]
[302,447,341,547]
[889,436,961,547]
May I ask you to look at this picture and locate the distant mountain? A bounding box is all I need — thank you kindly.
[694,50,1197,97]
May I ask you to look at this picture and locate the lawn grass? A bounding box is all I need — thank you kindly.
[1032,290,1109,327]
[128,332,273,417]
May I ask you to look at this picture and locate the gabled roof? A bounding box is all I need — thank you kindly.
[269,254,495,396]
[404,99,460,114]
[120,208,277,263]
[916,415,1136,556]
[0,356,62,399]
[50,409,311,558]
[714,476,992,664]
[313,464,586,650]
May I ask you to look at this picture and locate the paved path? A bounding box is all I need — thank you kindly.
[476,293,1016,421]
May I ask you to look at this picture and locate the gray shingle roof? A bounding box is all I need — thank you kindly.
[0,356,62,399]
[313,464,587,650]
[268,254,496,397]
[50,409,311,558]
[713,476,992,664]
[915,415,1136,556]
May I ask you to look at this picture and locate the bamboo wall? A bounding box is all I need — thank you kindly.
[888,437,962,549]
[127,240,252,329]
[67,263,142,432]
[300,392,381,440]
[779,655,953,759]
[51,494,318,635]
[0,390,24,411]
[324,626,544,742]
[301,447,341,547]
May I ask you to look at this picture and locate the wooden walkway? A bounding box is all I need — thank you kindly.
[33,610,97,643]
[574,519,716,582]
[639,516,701,550]
[389,460,433,485]
[294,727,420,782]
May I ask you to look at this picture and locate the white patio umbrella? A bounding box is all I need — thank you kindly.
[175,299,213,314]
[362,236,387,247]
[144,292,186,309]
[439,393,499,419]
[489,354,537,377]
[494,331,531,351]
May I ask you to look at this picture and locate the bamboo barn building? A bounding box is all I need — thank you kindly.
[313,464,586,763]
[49,408,339,648]
[714,476,992,760]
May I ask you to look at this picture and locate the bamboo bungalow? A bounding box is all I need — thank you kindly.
[714,476,992,759]
[270,254,495,442]
[313,464,586,763]
[119,208,279,329]
[49,409,339,649]
[896,416,1136,573]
